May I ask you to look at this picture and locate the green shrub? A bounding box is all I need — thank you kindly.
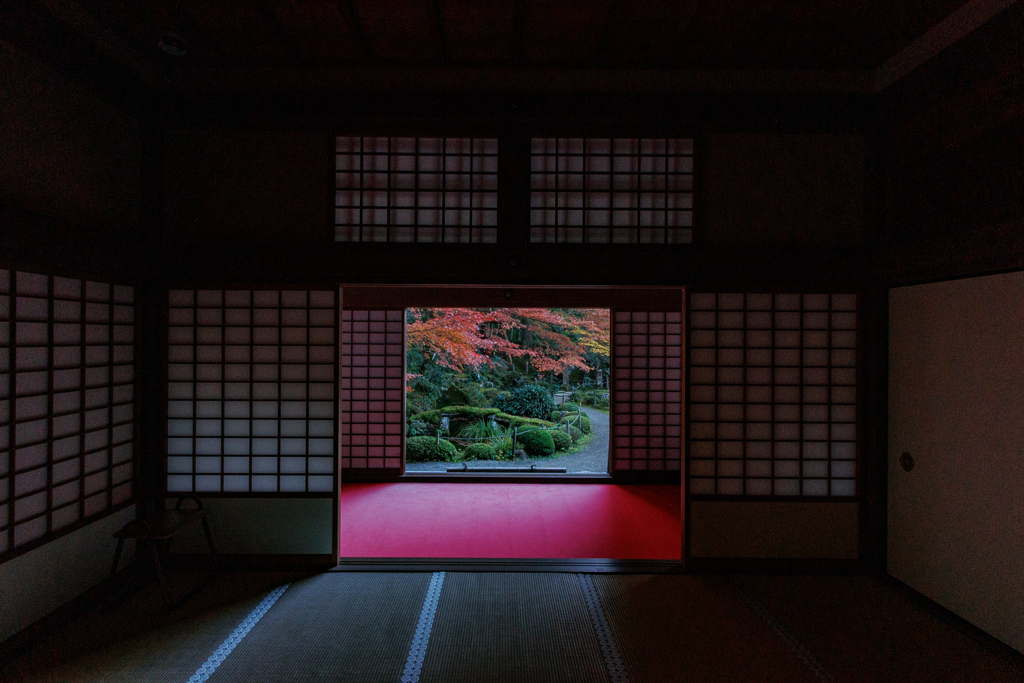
[570,426,583,442]
[491,435,514,460]
[413,406,557,433]
[459,419,505,440]
[517,429,555,456]
[550,429,572,452]
[560,402,579,412]
[414,405,499,424]
[406,436,459,462]
[492,384,556,421]
[558,412,591,434]
[580,414,591,434]
[406,420,432,437]
[506,414,556,429]
[463,443,497,460]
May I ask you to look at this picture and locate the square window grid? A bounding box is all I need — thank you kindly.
[166,289,336,494]
[335,136,498,244]
[1,269,135,557]
[531,138,694,244]
[688,293,858,497]
[612,311,683,472]
[340,310,404,470]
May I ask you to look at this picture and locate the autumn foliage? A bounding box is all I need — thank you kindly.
[406,307,609,376]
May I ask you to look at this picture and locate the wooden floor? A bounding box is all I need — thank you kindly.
[2,568,1022,682]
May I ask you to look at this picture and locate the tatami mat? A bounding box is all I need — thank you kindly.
[9,570,1022,683]
[205,572,431,683]
[419,572,609,683]
[737,575,1024,683]
[595,574,819,683]
[13,585,272,683]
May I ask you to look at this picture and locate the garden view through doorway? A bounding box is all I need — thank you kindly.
[404,308,611,474]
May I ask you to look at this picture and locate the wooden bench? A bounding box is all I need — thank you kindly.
[110,494,217,606]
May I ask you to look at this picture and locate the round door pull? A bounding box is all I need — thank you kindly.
[900,452,915,472]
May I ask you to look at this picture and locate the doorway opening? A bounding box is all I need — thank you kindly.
[337,285,684,565]
[404,307,610,475]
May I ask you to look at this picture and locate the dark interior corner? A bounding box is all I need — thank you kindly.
[1,0,1023,679]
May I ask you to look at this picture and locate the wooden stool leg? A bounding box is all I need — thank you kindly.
[201,517,217,565]
[147,539,174,605]
[110,534,127,578]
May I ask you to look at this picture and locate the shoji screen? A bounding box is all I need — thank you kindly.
[611,311,684,472]
[531,138,694,244]
[339,310,404,471]
[335,137,498,244]
[688,293,858,497]
[1,269,135,558]
[166,290,336,493]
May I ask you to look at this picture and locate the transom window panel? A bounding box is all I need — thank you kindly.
[531,138,694,244]
[335,136,498,244]
[1,269,135,558]
[688,293,858,497]
[166,289,336,494]
[612,311,683,472]
[340,310,404,470]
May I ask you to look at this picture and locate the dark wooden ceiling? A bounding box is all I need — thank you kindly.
[72,0,970,70]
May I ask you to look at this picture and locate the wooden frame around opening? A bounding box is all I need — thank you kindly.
[337,284,686,566]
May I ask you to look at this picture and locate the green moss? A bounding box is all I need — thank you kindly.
[406,436,459,462]
[463,443,498,460]
[517,429,555,456]
[550,429,572,452]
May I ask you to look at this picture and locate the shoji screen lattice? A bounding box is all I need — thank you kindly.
[166,290,336,493]
[1,269,135,557]
[611,311,683,471]
[688,293,857,497]
[340,310,404,470]
[531,138,694,244]
[335,137,498,244]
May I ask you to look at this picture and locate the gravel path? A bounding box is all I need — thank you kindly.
[405,407,610,473]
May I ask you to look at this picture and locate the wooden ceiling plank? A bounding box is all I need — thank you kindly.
[337,0,381,63]
[512,0,529,63]
[257,0,307,65]
[433,0,449,62]
[659,0,701,63]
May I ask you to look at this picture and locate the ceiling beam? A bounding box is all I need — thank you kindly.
[178,66,875,94]
[512,0,530,64]
[658,0,701,63]
[432,0,448,62]
[875,0,1022,92]
[256,0,306,66]
[337,0,380,64]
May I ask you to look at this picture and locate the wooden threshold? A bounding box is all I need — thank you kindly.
[333,558,684,573]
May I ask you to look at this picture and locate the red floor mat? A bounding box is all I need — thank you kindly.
[340,483,681,559]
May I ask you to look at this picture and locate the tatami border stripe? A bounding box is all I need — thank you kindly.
[578,573,629,683]
[401,571,445,683]
[736,584,840,683]
[186,584,290,683]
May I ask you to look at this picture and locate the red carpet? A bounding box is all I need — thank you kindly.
[340,483,681,559]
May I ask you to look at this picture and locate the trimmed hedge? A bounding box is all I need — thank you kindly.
[569,426,583,443]
[579,414,591,434]
[550,429,572,452]
[406,436,459,462]
[558,412,591,435]
[414,406,499,425]
[492,384,556,420]
[517,429,555,456]
[412,406,556,432]
[463,443,497,460]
